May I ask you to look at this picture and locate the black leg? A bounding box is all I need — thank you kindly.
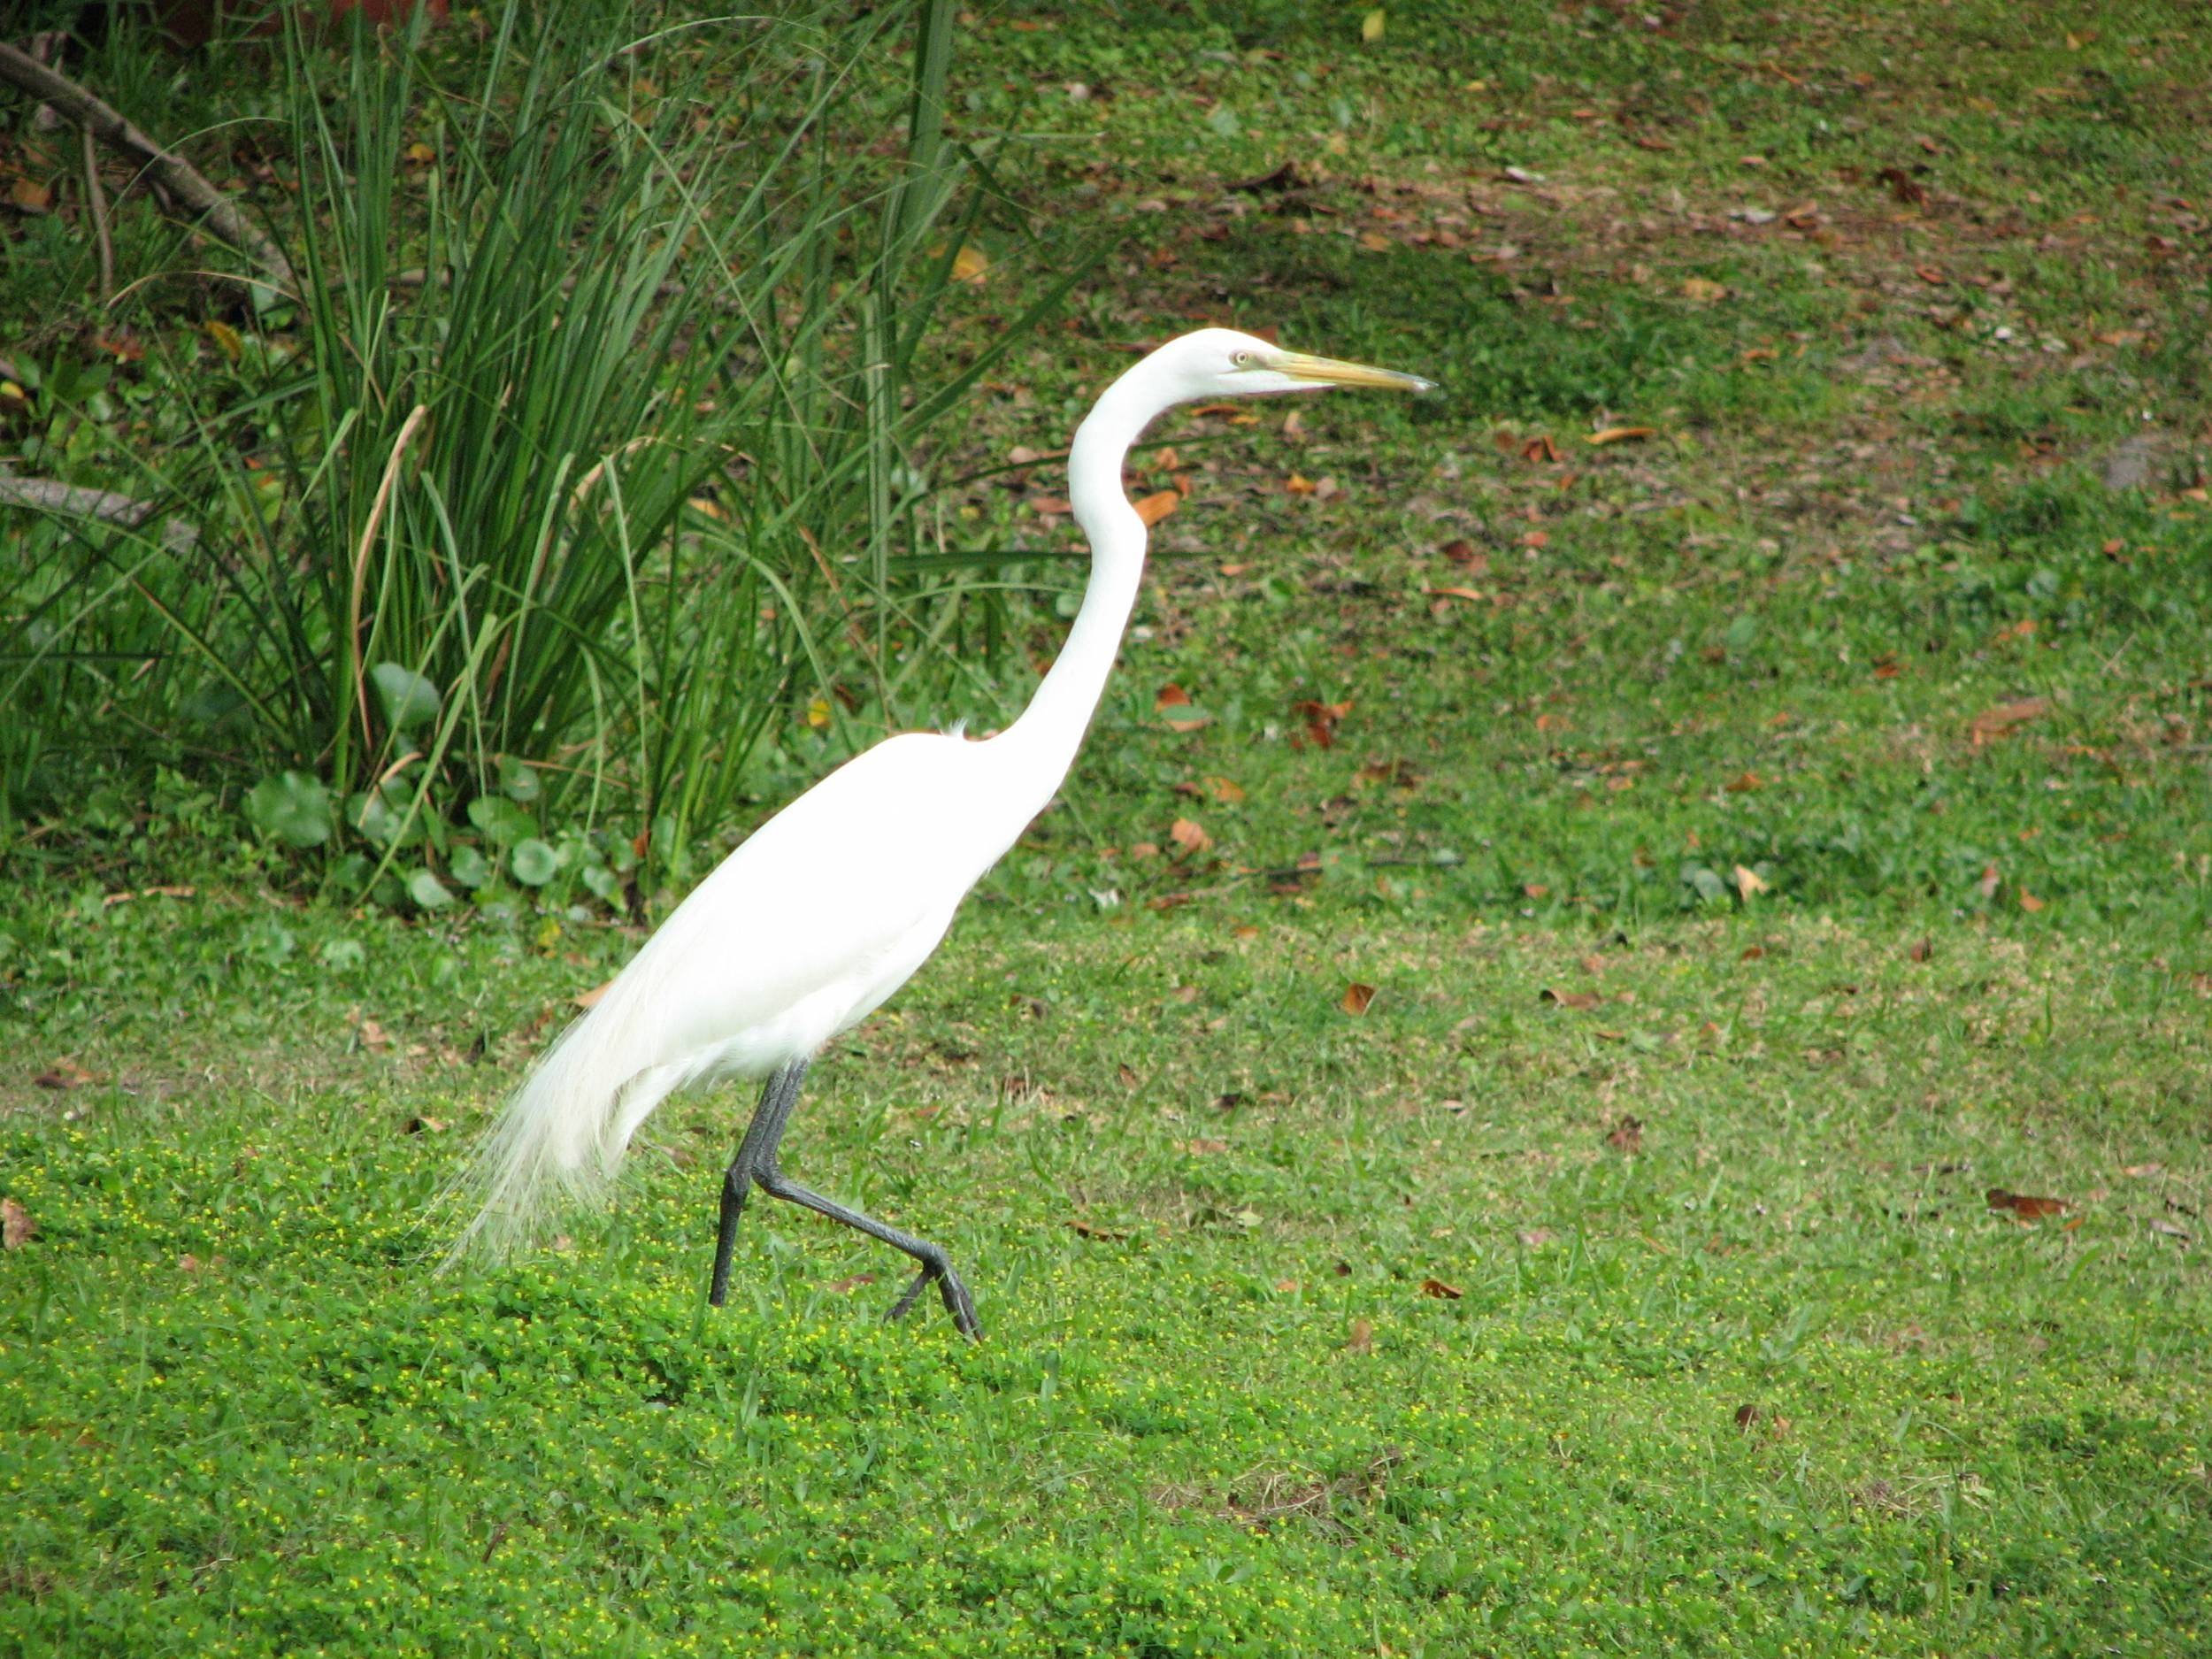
[707,1059,807,1308]
[704,1058,979,1340]
[754,1164,981,1340]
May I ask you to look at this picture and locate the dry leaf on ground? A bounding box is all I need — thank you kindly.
[1986,1188,2069,1220]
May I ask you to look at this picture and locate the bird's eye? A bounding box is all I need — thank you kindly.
[1232,350,1252,367]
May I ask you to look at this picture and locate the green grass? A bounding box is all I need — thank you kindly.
[4,1,2211,1655]
[4,903,2208,1655]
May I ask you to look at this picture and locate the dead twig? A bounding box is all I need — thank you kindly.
[0,41,294,293]
[0,468,197,550]
[81,123,113,305]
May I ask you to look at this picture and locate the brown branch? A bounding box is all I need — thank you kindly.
[0,41,293,293]
[81,123,113,304]
[0,468,197,551]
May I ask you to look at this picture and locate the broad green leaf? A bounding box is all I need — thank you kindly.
[245,772,333,849]
[348,789,398,846]
[511,839,559,886]
[468,796,535,847]
[497,754,541,804]
[449,844,492,888]
[406,869,456,910]
[369,663,442,731]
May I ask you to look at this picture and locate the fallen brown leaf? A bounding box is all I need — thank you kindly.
[1587,426,1655,446]
[1909,937,1933,962]
[1168,817,1213,856]
[1346,1317,1375,1354]
[103,884,198,908]
[1540,988,1601,1010]
[34,1059,97,1091]
[1155,683,1210,733]
[1968,696,2049,742]
[1068,1218,1131,1241]
[1341,982,1377,1017]
[1986,1188,2069,1220]
[1419,1277,1463,1300]
[1134,489,1180,527]
[826,1271,880,1294]
[1,1197,33,1249]
[1606,1115,1645,1154]
[1516,1228,1555,1248]
[1291,698,1352,749]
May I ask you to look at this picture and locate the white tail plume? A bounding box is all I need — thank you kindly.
[439,960,702,1266]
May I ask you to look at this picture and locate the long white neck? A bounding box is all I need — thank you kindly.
[993,370,1166,802]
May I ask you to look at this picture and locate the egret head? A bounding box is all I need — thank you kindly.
[1163,326,1437,403]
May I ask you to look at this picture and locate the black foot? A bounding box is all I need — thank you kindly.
[887,1261,981,1340]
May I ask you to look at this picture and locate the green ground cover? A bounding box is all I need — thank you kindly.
[4,2,2208,1655]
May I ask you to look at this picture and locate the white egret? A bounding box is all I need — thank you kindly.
[451,327,1434,1336]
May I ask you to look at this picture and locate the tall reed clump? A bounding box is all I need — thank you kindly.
[2,0,1068,908]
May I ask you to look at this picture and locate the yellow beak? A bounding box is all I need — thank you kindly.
[1272,350,1437,393]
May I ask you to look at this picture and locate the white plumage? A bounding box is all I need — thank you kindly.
[446,327,1433,1333]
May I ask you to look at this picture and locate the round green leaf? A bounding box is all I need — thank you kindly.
[448,844,492,888]
[348,789,397,846]
[245,772,333,849]
[497,754,541,804]
[581,864,623,904]
[467,795,535,848]
[510,839,558,887]
[405,868,456,910]
[369,662,442,731]
[1681,864,1728,904]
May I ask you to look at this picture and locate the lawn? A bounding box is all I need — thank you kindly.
[4,3,2209,1655]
